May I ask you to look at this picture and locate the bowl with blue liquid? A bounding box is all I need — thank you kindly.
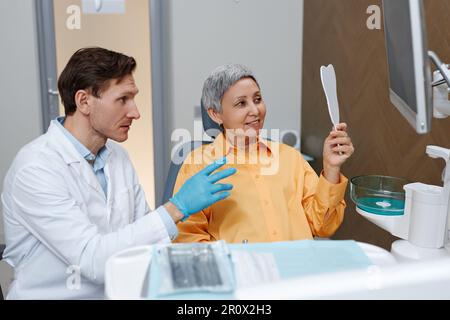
[350,175,409,216]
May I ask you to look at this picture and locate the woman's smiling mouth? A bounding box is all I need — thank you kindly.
[245,119,260,130]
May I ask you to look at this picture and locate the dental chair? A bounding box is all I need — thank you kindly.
[162,103,222,204]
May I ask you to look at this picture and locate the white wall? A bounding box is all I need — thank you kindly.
[163,0,303,146]
[0,0,43,295]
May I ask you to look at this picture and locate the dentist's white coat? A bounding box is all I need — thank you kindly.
[1,121,170,299]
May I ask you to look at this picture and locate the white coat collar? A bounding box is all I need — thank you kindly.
[46,120,114,198]
[46,120,113,165]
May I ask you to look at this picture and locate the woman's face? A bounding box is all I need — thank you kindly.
[208,77,266,139]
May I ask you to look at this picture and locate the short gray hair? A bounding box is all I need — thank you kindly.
[201,64,259,112]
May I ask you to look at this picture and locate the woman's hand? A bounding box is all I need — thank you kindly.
[322,123,354,183]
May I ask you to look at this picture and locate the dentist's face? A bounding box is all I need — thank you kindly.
[88,74,141,142]
[212,77,266,139]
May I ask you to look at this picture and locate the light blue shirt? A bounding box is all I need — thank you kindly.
[56,117,109,196]
[55,117,178,240]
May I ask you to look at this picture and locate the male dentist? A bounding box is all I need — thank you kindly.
[1,47,236,299]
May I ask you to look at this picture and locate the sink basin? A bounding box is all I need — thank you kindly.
[350,175,409,216]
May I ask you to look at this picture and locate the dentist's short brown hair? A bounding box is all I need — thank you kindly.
[58,47,137,115]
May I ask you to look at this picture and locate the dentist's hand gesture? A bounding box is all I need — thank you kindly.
[168,157,237,221]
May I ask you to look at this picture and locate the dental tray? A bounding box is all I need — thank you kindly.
[350,175,409,216]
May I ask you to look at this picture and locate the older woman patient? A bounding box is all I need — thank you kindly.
[172,64,354,243]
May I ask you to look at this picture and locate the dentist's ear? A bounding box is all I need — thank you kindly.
[207,107,223,126]
[74,90,91,116]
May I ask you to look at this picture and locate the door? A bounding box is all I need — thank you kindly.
[38,0,157,208]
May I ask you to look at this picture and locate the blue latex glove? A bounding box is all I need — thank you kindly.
[170,157,237,221]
